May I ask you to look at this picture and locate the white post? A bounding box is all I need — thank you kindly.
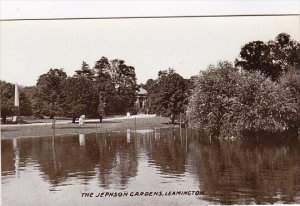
[14,83,19,107]
[13,83,20,123]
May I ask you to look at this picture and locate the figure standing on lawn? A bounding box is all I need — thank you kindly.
[98,99,105,123]
[79,115,85,126]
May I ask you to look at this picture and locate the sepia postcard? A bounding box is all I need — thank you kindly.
[1,1,300,205]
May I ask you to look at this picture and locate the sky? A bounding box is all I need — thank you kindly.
[0,1,299,86]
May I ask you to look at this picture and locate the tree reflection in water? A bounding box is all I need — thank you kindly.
[94,132,138,189]
[143,128,189,176]
[188,131,300,204]
[1,132,139,190]
[1,129,300,204]
[1,140,15,177]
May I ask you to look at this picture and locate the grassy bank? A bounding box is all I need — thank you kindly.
[1,116,175,139]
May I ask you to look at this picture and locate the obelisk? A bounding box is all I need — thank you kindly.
[14,83,20,122]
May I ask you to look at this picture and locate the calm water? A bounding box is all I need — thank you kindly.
[2,128,300,205]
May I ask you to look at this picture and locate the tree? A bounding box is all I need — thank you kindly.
[235,33,300,80]
[0,81,32,123]
[187,61,239,135]
[145,78,159,114]
[278,66,300,126]
[147,69,189,123]
[222,71,298,135]
[23,86,43,118]
[97,98,105,122]
[108,59,138,114]
[94,57,114,115]
[19,87,33,117]
[60,76,98,123]
[0,81,15,123]
[144,79,155,90]
[36,68,67,118]
[93,57,138,115]
[187,61,299,137]
[74,61,95,80]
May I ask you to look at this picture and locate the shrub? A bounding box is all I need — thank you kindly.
[222,71,298,136]
[278,67,300,125]
[187,61,299,137]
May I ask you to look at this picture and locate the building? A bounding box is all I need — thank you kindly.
[136,87,148,112]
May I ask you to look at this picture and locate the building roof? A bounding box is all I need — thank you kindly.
[137,87,147,95]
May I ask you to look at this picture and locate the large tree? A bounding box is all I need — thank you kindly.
[94,57,115,116]
[23,86,43,118]
[146,69,189,123]
[235,33,300,80]
[35,68,67,118]
[187,61,239,134]
[60,76,98,123]
[108,59,138,114]
[93,57,138,115]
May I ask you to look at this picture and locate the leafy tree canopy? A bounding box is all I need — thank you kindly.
[75,61,95,80]
[187,61,299,137]
[36,68,67,118]
[93,57,138,115]
[146,68,190,123]
[60,76,98,122]
[235,33,300,80]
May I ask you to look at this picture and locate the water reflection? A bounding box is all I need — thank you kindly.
[2,140,15,177]
[79,133,86,147]
[144,129,188,175]
[2,129,300,205]
[189,132,300,204]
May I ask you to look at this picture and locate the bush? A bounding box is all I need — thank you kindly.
[187,61,299,137]
[278,67,300,125]
[222,71,298,136]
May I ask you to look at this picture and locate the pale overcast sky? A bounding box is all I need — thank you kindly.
[0,1,299,86]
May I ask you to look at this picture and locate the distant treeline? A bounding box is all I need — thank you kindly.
[1,33,299,136]
[1,57,139,123]
[0,56,191,124]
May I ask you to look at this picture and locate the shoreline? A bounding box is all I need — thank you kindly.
[1,114,157,127]
[1,116,176,139]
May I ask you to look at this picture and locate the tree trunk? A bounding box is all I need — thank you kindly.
[2,115,7,124]
[171,114,175,124]
[72,117,76,123]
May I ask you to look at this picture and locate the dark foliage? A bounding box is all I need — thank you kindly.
[235,33,300,80]
[60,76,98,122]
[0,81,32,123]
[187,61,299,137]
[35,68,67,118]
[146,69,190,123]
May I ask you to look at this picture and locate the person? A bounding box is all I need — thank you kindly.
[98,106,105,123]
[99,114,103,123]
[79,115,85,126]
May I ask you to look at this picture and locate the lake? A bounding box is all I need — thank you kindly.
[2,128,300,205]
